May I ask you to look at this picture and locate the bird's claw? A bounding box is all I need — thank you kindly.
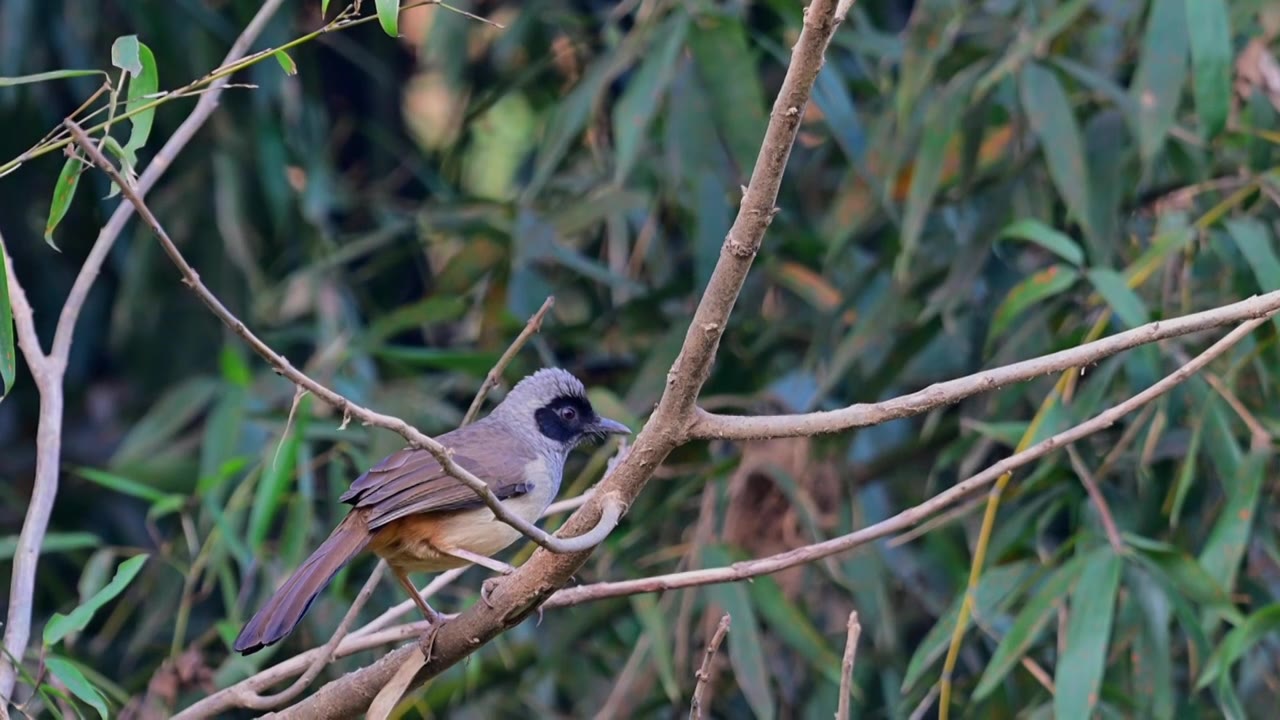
[481,577,502,608]
[418,624,440,662]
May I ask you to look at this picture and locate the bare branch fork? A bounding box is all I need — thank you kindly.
[0,0,290,706]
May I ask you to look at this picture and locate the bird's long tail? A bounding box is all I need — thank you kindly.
[233,514,370,655]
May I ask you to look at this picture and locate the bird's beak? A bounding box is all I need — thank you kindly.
[593,416,631,435]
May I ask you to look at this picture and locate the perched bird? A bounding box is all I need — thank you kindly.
[233,368,630,655]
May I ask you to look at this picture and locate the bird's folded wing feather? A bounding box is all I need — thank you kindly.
[340,424,533,530]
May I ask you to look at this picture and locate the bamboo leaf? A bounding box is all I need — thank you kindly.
[1053,549,1122,720]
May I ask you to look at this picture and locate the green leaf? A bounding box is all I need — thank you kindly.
[997,218,1085,267]
[702,546,775,720]
[1019,62,1097,255]
[688,14,767,174]
[1169,401,1205,527]
[974,550,1095,699]
[613,13,688,183]
[123,42,158,153]
[375,0,399,38]
[629,595,679,702]
[974,0,1095,99]
[247,399,308,551]
[1198,449,1268,593]
[0,69,106,87]
[1054,549,1122,720]
[273,50,297,76]
[988,264,1080,345]
[1087,269,1149,328]
[898,69,973,279]
[110,35,142,75]
[43,554,149,646]
[0,531,100,561]
[1198,603,1280,688]
[1185,0,1232,139]
[0,232,14,396]
[748,576,843,686]
[1130,0,1189,164]
[321,0,331,16]
[74,466,173,504]
[44,156,82,250]
[45,657,109,719]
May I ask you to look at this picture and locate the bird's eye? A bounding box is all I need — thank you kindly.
[558,406,578,422]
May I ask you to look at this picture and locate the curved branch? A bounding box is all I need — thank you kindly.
[63,122,604,556]
[688,289,1280,441]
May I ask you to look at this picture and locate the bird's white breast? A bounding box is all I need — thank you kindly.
[432,456,557,557]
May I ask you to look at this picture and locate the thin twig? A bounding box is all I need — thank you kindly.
[64,120,619,557]
[688,614,730,720]
[1065,446,1125,553]
[836,611,860,720]
[461,296,555,426]
[0,1,287,704]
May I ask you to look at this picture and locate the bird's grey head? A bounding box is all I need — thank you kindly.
[489,368,630,456]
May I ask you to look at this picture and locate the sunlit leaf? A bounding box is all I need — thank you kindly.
[375,0,399,38]
[123,42,158,153]
[273,50,297,76]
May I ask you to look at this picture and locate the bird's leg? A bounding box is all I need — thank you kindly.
[390,567,443,659]
[439,547,517,609]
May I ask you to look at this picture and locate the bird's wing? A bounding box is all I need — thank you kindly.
[340,423,535,530]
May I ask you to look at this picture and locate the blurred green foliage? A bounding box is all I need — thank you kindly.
[2,0,1280,717]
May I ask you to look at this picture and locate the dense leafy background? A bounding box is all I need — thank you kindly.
[2,0,1279,717]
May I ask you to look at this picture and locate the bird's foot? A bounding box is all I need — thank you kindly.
[480,577,503,608]
[417,623,441,662]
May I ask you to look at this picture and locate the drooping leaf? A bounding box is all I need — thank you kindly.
[44,155,81,249]
[273,50,297,76]
[44,554,149,646]
[1184,0,1232,139]
[123,42,158,154]
[702,545,776,720]
[1198,603,1280,688]
[1019,62,1097,255]
[997,218,1085,267]
[1130,0,1189,163]
[0,231,14,395]
[1054,549,1122,720]
[613,13,688,183]
[45,657,109,719]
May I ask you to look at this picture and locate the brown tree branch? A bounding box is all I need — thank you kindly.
[836,611,861,720]
[688,290,1280,441]
[0,0,287,705]
[271,2,853,716]
[1065,446,1124,553]
[688,614,731,720]
[63,121,618,557]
